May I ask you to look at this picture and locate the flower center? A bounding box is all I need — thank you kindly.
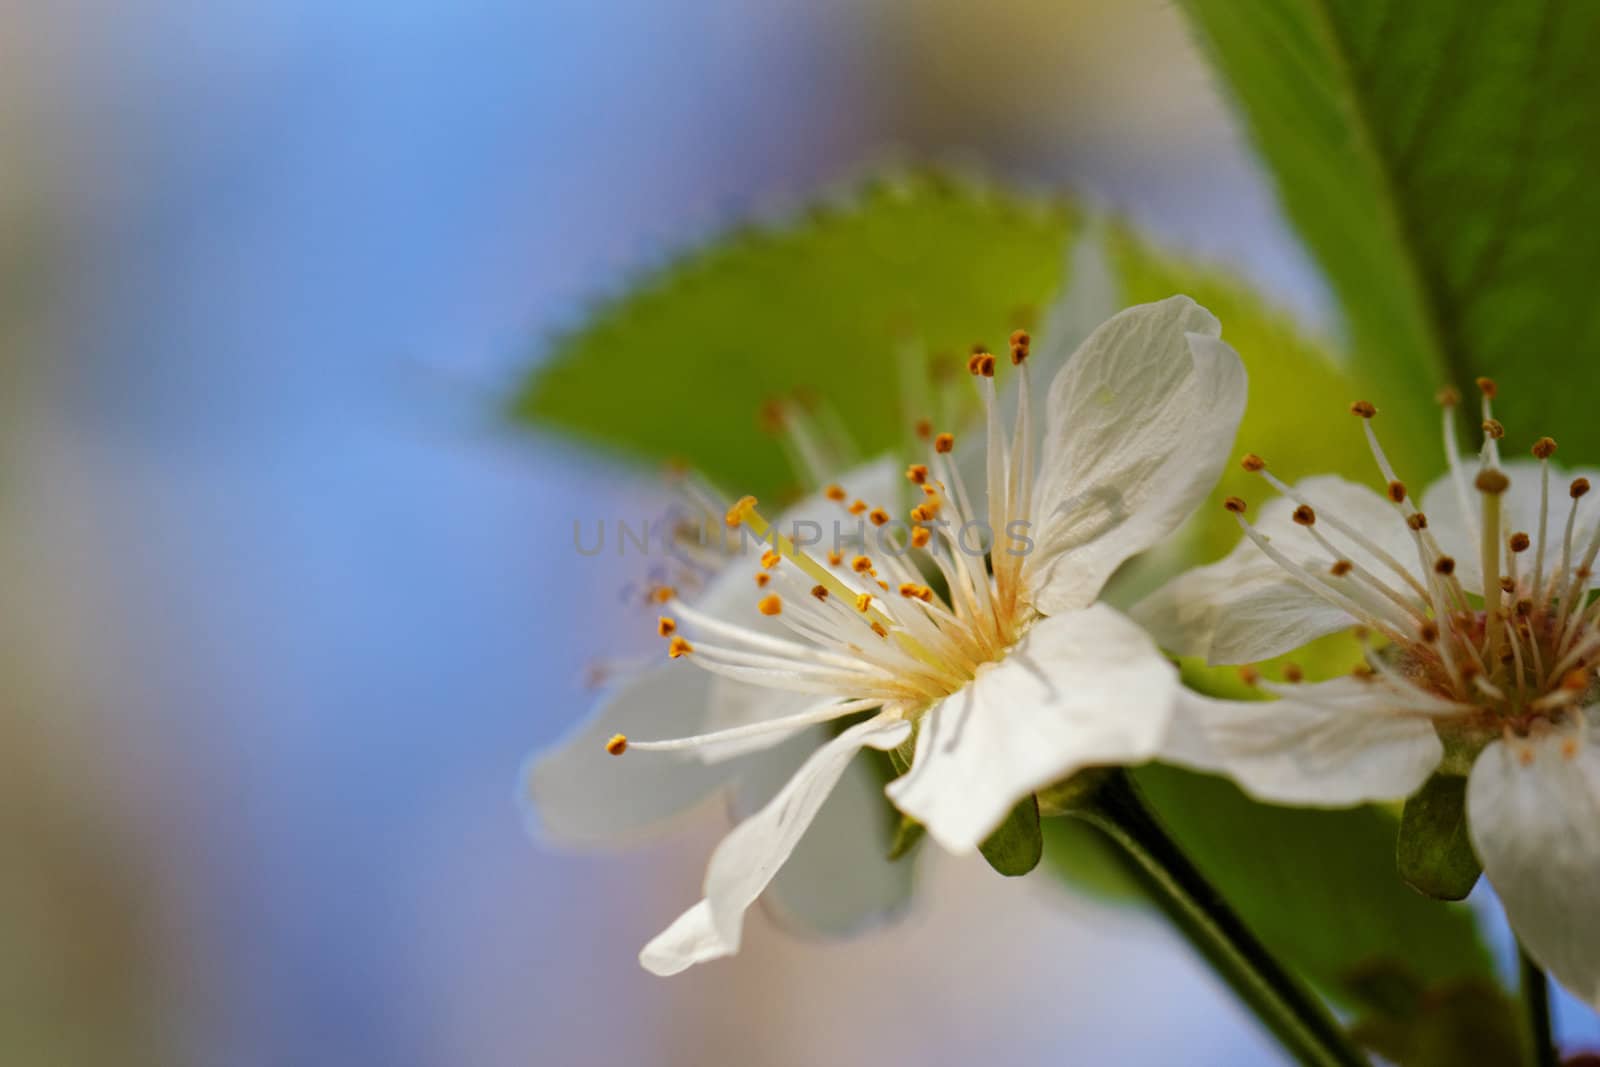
[1231,378,1600,743]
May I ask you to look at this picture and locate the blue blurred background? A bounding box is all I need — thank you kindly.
[10,2,1588,1064]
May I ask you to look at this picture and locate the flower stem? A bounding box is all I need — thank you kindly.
[1519,943,1557,1067]
[1068,770,1369,1067]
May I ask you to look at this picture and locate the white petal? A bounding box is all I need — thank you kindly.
[1468,714,1600,1009]
[732,725,913,938]
[638,713,910,976]
[1161,678,1443,806]
[886,604,1177,853]
[1421,461,1600,596]
[1132,474,1417,664]
[522,663,734,845]
[1024,298,1247,614]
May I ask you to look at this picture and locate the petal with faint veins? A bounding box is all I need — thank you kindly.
[1133,474,1417,664]
[1024,298,1247,614]
[886,604,1177,853]
[522,663,734,845]
[731,725,913,938]
[639,713,910,976]
[1162,678,1444,806]
[1468,715,1600,1009]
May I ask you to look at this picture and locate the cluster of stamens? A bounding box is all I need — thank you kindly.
[609,331,1042,755]
[1227,378,1600,755]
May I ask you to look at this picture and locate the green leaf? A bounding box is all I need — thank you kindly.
[1178,0,1600,463]
[1133,764,1494,1006]
[978,794,1043,877]
[1397,773,1482,901]
[513,173,1076,501]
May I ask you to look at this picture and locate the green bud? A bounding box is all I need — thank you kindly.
[979,794,1042,877]
[1396,772,1481,900]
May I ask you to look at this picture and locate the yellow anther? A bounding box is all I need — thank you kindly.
[848,499,868,516]
[914,418,932,440]
[1533,437,1558,460]
[1434,556,1457,575]
[1350,400,1377,418]
[657,616,676,637]
[1436,385,1461,407]
[851,556,873,573]
[934,433,954,454]
[1223,496,1247,514]
[854,592,873,613]
[1387,480,1407,503]
[810,584,829,601]
[1476,376,1498,399]
[760,550,782,570]
[870,621,889,638]
[1419,620,1440,643]
[1572,477,1592,499]
[725,496,758,528]
[825,484,847,502]
[911,527,932,549]
[755,572,771,588]
[906,464,929,485]
[1292,505,1316,526]
[757,594,783,616]
[827,550,843,566]
[1482,419,1505,440]
[1282,663,1304,683]
[1238,665,1261,687]
[1510,532,1531,552]
[605,733,628,756]
[869,507,891,526]
[667,636,694,658]
[1330,559,1354,577]
[1240,453,1266,472]
[1407,512,1429,531]
[651,586,676,604]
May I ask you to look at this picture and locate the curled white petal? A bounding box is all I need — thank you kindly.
[1024,297,1247,614]
[1468,715,1600,1009]
[886,604,1177,853]
[1162,678,1444,806]
[639,713,910,976]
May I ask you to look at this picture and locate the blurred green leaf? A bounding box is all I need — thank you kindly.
[1179,0,1600,463]
[978,794,1043,877]
[1133,763,1494,1006]
[514,173,1076,501]
[1397,773,1482,901]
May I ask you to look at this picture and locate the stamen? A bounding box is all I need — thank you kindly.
[658,617,677,637]
[914,418,933,440]
[1388,481,1407,503]
[851,555,873,574]
[1282,663,1304,683]
[1240,453,1265,472]
[725,496,757,528]
[825,484,847,502]
[668,635,694,658]
[1483,419,1505,440]
[1223,496,1248,514]
[760,550,782,570]
[605,734,628,756]
[755,572,771,588]
[906,464,929,485]
[868,507,891,526]
[935,433,954,454]
[1350,400,1377,418]
[757,594,783,616]
[811,584,829,601]
[1477,468,1509,673]
[854,593,872,613]
[1533,438,1556,601]
[911,527,932,549]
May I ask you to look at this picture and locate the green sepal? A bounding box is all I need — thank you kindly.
[978,794,1043,877]
[1035,766,1113,816]
[887,814,925,862]
[1397,773,1481,901]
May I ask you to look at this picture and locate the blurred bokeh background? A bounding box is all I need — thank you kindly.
[4,2,1592,1064]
